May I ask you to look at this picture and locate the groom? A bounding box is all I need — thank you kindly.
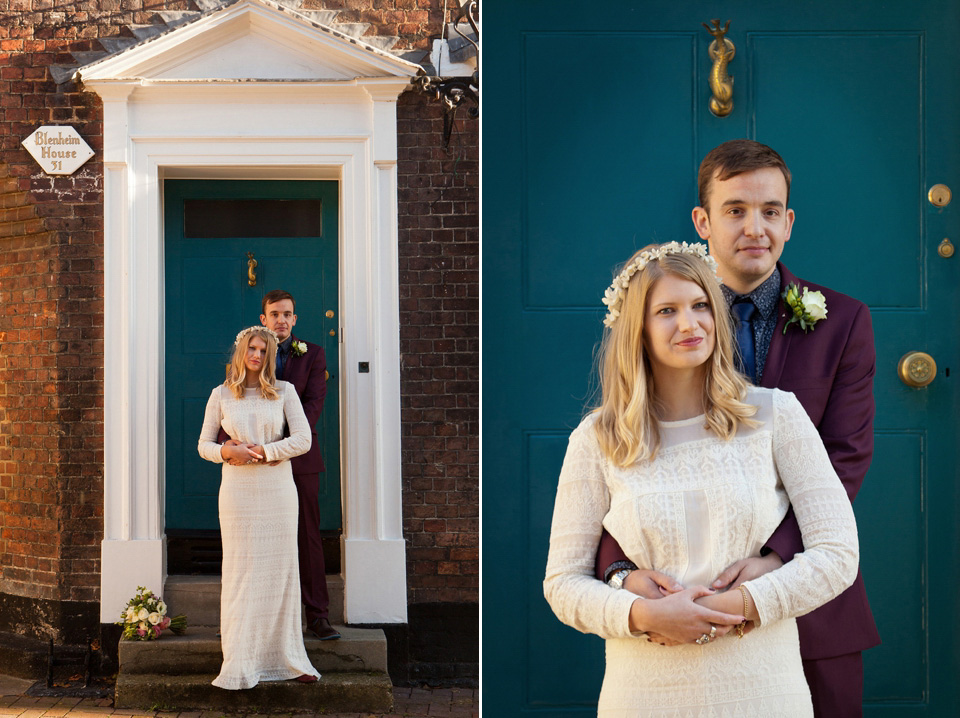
[260,289,340,641]
[596,140,880,717]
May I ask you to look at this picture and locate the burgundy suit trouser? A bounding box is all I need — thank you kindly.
[803,652,863,718]
[293,472,330,622]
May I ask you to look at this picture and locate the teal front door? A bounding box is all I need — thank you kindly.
[484,2,960,715]
[164,180,341,536]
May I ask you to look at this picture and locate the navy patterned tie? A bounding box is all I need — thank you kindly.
[276,346,287,380]
[732,300,757,383]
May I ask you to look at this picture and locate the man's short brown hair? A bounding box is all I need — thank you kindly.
[262,289,296,314]
[698,139,792,212]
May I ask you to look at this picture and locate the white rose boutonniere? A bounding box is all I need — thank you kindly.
[291,340,307,357]
[782,283,828,334]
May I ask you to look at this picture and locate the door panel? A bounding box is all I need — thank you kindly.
[525,431,604,706]
[164,180,341,532]
[522,32,698,309]
[857,431,925,702]
[749,32,923,308]
[484,1,960,715]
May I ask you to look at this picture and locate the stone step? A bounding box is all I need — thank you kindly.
[115,671,393,713]
[163,574,344,626]
[119,626,387,675]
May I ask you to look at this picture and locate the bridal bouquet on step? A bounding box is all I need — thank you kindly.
[117,585,187,641]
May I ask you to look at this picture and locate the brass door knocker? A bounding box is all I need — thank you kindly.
[703,19,735,117]
[246,252,258,287]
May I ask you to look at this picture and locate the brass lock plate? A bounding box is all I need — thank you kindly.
[928,184,952,207]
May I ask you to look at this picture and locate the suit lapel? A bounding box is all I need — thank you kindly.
[759,263,794,389]
[283,335,301,384]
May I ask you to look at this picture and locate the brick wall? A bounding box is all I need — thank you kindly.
[0,166,63,604]
[0,10,105,637]
[397,91,478,606]
[302,0,447,47]
[0,0,478,647]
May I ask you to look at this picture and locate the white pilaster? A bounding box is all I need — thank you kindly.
[99,83,167,622]
[339,81,409,623]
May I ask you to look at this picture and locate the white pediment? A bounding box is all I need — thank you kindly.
[77,0,420,83]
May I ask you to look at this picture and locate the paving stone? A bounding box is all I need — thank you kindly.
[0,680,477,718]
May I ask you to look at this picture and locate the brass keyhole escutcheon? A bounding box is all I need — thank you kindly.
[325,310,335,318]
[938,238,955,258]
[898,351,937,388]
[928,184,952,207]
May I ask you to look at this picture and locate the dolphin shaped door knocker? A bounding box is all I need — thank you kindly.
[703,19,735,117]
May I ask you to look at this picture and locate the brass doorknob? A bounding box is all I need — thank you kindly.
[898,351,937,388]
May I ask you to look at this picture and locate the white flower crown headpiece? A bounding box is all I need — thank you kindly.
[601,241,721,328]
[234,325,279,347]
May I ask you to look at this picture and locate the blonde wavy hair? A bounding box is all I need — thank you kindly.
[594,244,758,466]
[225,327,279,400]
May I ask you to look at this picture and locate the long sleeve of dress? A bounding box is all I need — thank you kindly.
[543,419,640,640]
[198,386,226,464]
[261,384,311,463]
[742,390,860,626]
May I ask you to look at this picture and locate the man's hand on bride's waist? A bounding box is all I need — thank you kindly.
[711,553,783,591]
[622,569,684,599]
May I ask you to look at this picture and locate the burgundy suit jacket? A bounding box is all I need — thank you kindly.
[218,335,327,475]
[281,335,327,476]
[595,262,880,659]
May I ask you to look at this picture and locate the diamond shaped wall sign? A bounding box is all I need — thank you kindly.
[21,126,95,175]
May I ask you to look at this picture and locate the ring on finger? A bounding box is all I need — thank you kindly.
[695,633,711,645]
[709,625,717,638]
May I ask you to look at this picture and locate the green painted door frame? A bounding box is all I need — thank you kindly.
[483,1,960,715]
[164,179,341,533]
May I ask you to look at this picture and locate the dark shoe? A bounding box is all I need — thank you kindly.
[294,674,318,683]
[307,617,341,641]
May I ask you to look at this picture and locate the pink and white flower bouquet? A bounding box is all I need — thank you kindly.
[117,586,187,641]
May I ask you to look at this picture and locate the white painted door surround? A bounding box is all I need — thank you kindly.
[78,0,418,624]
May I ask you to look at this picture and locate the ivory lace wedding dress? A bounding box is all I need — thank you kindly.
[544,388,859,717]
[199,382,319,690]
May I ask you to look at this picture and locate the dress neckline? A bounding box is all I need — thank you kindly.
[659,414,705,428]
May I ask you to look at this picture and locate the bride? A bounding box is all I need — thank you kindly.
[198,325,320,689]
[543,242,859,716]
